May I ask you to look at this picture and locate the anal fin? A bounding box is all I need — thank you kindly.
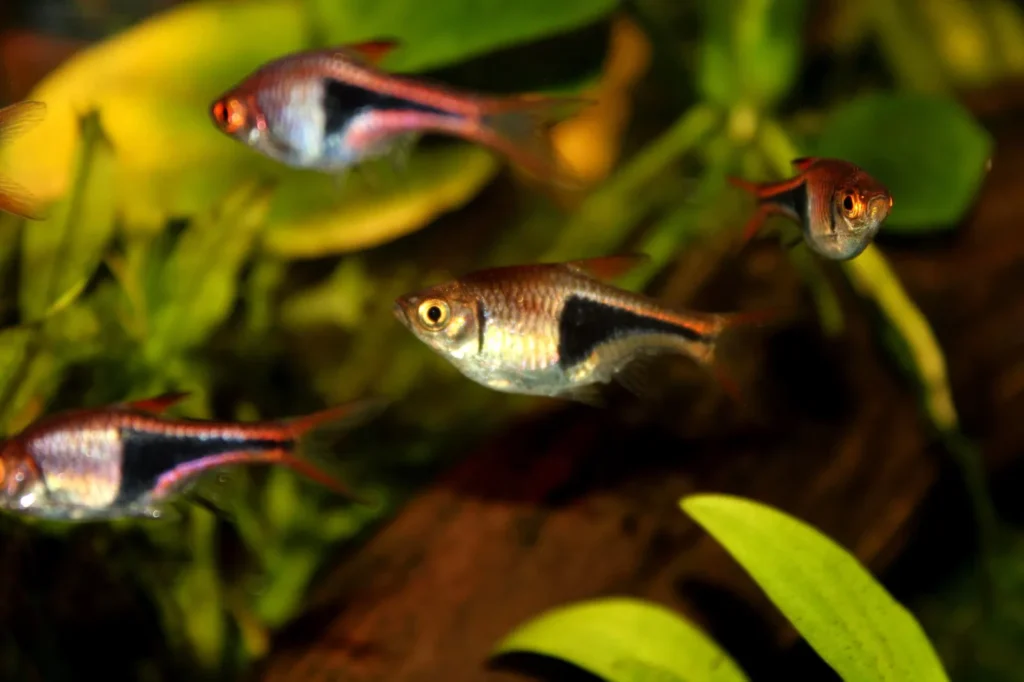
[557,384,607,407]
[613,356,666,402]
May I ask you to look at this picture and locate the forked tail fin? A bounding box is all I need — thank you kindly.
[478,94,594,189]
[274,398,389,504]
[705,307,785,405]
[0,101,48,221]
[282,398,388,440]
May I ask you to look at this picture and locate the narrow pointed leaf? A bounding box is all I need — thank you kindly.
[492,596,749,682]
[681,494,950,682]
[147,180,272,356]
[18,111,116,321]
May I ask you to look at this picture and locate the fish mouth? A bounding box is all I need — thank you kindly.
[392,300,412,328]
[867,195,892,222]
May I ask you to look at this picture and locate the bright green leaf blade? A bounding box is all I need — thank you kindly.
[263,144,499,258]
[18,110,116,321]
[681,494,950,682]
[147,180,272,356]
[815,93,992,233]
[492,596,750,682]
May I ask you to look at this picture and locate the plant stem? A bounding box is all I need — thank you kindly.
[546,103,721,260]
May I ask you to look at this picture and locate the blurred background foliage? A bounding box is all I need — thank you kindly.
[0,0,1020,680]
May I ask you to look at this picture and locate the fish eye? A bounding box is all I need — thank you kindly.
[417,299,451,330]
[213,98,247,134]
[841,192,861,218]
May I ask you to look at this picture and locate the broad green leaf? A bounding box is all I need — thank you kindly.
[492,596,750,682]
[815,93,992,233]
[681,494,950,682]
[18,111,117,321]
[698,0,808,108]
[0,0,612,233]
[263,144,499,258]
[146,180,272,357]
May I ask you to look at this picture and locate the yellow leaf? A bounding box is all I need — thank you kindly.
[0,0,307,206]
[262,144,499,258]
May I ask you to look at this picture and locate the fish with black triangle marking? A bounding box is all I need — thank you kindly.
[0,392,383,521]
[209,40,589,187]
[729,157,893,260]
[393,255,777,405]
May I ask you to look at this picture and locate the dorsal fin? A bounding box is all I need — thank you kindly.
[791,157,819,173]
[563,254,650,282]
[121,391,191,414]
[342,39,400,66]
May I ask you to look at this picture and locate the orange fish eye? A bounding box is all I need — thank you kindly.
[840,192,862,218]
[213,98,247,134]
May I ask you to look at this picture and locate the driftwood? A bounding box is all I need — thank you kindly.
[255,98,1024,682]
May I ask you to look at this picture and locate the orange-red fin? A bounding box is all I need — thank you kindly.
[0,100,46,144]
[791,157,819,172]
[0,175,46,221]
[719,307,786,331]
[739,203,790,244]
[706,307,785,405]
[564,254,651,281]
[282,397,388,439]
[726,175,765,196]
[269,451,370,503]
[342,39,400,66]
[122,391,191,414]
[479,94,593,188]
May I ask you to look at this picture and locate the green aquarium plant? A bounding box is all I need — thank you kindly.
[0,0,1016,678]
[493,494,951,682]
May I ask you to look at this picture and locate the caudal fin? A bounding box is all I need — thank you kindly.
[0,101,48,221]
[274,398,388,504]
[478,94,593,188]
[705,307,785,405]
[282,397,388,439]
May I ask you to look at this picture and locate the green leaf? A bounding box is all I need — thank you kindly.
[698,0,808,108]
[492,596,750,682]
[146,180,272,357]
[0,326,41,429]
[815,93,992,233]
[681,494,950,682]
[18,110,116,321]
